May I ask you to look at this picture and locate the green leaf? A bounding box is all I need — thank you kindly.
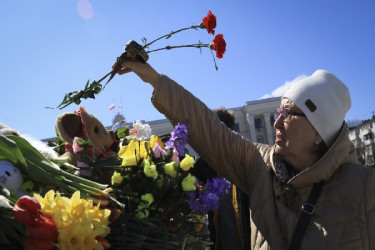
[117,127,129,139]
[0,216,25,245]
[7,135,49,166]
[0,195,12,209]
[0,184,10,198]
[0,134,27,169]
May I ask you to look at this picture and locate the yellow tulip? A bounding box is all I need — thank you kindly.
[143,160,158,180]
[111,171,124,186]
[141,193,154,206]
[164,162,178,177]
[181,174,196,191]
[122,154,138,166]
[180,154,195,171]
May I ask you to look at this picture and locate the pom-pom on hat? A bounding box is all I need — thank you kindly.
[283,69,351,147]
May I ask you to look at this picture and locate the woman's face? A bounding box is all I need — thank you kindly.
[274,98,322,170]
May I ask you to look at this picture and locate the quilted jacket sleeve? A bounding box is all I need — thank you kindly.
[151,75,270,195]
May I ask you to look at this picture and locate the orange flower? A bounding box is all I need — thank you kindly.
[202,10,216,35]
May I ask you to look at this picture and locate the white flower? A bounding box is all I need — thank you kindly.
[130,120,152,140]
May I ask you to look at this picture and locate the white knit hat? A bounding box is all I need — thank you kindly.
[283,69,351,147]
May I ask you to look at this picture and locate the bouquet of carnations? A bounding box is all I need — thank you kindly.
[50,10,226,110]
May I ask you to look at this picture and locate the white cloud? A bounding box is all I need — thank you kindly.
[259,74,309,99]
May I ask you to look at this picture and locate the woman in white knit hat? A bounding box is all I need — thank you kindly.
[115,61,375,250]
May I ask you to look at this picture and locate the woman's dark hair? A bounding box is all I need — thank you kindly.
[214,107,235,130]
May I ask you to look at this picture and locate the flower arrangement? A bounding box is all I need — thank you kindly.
[0,120,231,249]
[49,10,227,110]
[12,191,112,250]
[105,121,231,248]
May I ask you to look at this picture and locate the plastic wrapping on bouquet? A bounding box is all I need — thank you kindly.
[119,40,149,63]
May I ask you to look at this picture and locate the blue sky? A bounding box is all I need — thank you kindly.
[1,1,374,140]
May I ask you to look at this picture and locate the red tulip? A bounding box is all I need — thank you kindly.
[23,237,56,250]
[26,213,58,241]
[12,196,41,224]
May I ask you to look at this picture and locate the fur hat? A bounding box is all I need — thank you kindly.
[283,69,351,147]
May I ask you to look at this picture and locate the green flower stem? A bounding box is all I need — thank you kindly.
[65,178,109,196]
[163,192,186,217]
[55,164,108,190]
[147,43,210,54]
[143,24,204,49]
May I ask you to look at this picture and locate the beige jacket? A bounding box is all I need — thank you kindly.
[152,75,375,250]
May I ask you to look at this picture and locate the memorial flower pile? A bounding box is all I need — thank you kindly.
[0,120,231,249]
[105,121,230,248]
[12,191,111,250]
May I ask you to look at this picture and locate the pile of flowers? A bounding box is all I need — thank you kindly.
[12,191,111,250]
[0,120,231,249]
[105,121,230,248]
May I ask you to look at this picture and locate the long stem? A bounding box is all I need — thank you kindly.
[97,70,113,83]
[147,43,210,53]
[143,25,203,49]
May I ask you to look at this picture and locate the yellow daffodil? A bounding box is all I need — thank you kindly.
[181,174,196,191]
[111,171,124,186]
[164,162,178,177]
[118,140,150,165]
[33,190,111,250]
[180,154,195,171]
[150,135,165,149]
[143,160,158,179]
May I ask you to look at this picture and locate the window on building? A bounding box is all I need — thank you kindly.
[234,123,240,132]
[256,135,264,143]
[270,114,275,126]
[254,118,262,129]
[365,133,374,140]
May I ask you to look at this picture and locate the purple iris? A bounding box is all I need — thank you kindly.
[165,121,189,157]
[187,177,230,213]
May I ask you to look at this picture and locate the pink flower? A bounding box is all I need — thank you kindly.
[171,148,180,163]
[72,136,84,153]
[77,161,91,176]
[153,142,166,158]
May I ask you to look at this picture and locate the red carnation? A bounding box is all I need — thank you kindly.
[211,34,226,59]
[202,10,216,35]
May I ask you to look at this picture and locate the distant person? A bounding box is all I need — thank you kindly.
[115,60,375,249]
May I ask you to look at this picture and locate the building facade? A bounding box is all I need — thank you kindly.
[349,116,375,166]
